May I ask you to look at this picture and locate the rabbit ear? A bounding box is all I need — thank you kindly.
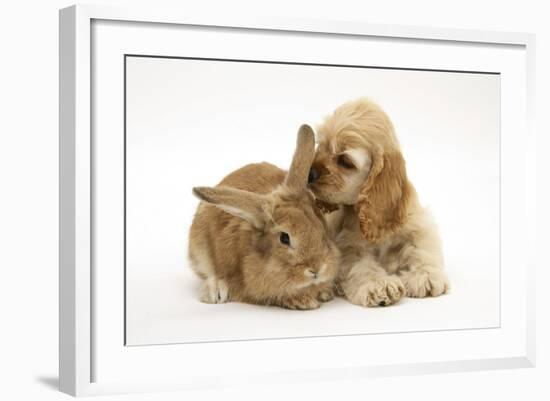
[192,186,269,229]
[285,124,316,192]
[354,151,412,243]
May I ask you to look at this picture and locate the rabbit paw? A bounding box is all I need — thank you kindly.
[334,280,345,297]
[281,295,321,310]
[402,270,449,298]
[347,275,405,307]
[200,278,230,304]
[317,288,335,303]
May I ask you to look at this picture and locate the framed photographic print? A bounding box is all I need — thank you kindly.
[59,4,536,396]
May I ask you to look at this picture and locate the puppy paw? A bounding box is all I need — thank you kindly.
[281,295,321,310]
[200,277,231,304]
[347,276,405,307]
[403,270,449,298]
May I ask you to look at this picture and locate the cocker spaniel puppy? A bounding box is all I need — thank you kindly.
[308,98,449,307]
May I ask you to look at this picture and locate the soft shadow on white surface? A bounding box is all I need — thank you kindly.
[34,377,58,391]
[126,263,498,345]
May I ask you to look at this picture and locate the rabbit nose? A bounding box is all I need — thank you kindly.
[308,168,319,184]
[306,269,318,279]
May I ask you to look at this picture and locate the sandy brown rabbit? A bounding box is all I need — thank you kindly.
[188,125,340,310]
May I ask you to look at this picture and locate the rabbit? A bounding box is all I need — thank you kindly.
[188,125,340,310]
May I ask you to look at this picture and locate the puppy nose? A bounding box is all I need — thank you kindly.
[308,168,319,184]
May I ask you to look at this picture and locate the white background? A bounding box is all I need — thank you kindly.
[0,0,547,400]
[126,56,500,345]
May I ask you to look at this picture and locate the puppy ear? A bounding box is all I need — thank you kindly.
[285,124,316,192]
[354,151,412,243]
[192,186,270,229]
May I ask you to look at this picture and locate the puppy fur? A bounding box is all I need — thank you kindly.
[309,98,449,307]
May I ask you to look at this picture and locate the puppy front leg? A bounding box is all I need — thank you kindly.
[342,257,405,307]
[397,248,449,298]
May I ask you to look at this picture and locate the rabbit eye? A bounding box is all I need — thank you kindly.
[279,232,291,246]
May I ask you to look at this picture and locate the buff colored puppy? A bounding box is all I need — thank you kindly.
[308,98,449,307]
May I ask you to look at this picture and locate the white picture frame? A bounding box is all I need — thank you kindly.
[59,4,536,397]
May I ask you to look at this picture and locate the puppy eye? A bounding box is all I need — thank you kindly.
[337,154,355,169]
[279,232,291,246]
